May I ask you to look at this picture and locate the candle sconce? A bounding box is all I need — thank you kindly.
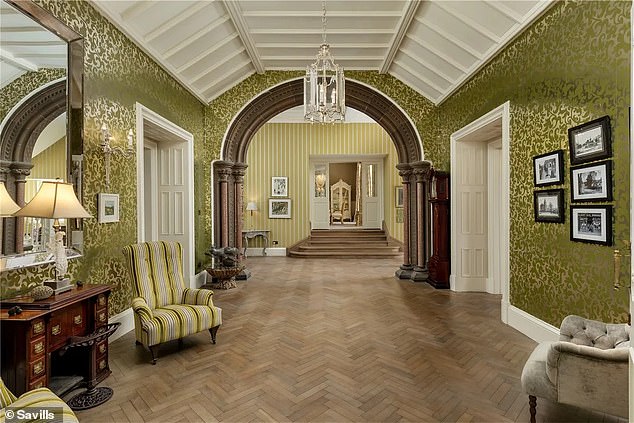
[100,124,134,189]
[613,240,631,290]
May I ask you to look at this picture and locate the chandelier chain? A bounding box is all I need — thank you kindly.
[322,1,327,44]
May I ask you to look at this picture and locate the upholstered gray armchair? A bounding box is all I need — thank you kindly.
[521,315,630,422]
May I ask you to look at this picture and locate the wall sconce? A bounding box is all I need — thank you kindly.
[101,124,134,189]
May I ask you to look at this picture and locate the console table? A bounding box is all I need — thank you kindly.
[0,284,111,397]
[242,229,270,257]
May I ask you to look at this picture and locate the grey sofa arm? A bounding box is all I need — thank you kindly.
[559,315,630,349]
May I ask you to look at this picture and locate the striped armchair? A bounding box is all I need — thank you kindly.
[1,378,78,423]
[122,241,222,364]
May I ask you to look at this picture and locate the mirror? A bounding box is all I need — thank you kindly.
[0,0,84,269]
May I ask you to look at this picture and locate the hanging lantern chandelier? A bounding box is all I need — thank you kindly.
[304,1,345,124]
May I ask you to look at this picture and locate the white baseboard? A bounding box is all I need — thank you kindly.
[450,276,487,292]
[109,307,134,342]
[245,247,286,257]
[507,305,559,342]
[501,299,509,324]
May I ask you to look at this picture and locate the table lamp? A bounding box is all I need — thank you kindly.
[0,181,21,257]
[246,201,257,229]
[14,180,91,293]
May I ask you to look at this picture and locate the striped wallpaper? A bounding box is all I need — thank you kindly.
[243,123,403,248]
[25,136,66,202]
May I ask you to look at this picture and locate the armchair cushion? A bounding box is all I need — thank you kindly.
[182,288,215,307]
[0,379,78,423]
[559,315,630,349]
[143,305,222,346]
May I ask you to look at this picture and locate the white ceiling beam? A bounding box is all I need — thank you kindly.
[120,1,154,22]
[266,65,377,71]
[261,55,383,62]
[389,68,442,102]
[433,2,501,43]
[198,59,253,94]
[380,0,420,74]
[222,0,264,74]
[486,2,524,23]
[203,69,255,103]
[176,32,240,73]
[392,61,446,95]
[163,15,231,60]
[250,28,393,35]
[416,16,483,60]
[144,2,209,43]
[190,48,247,84]
[241,11,402,17]
[405,33,468,73]
[256,42,389,49]
[398,49,454,84]
[0,48,38,72]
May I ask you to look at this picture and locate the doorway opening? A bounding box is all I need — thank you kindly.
[450,102,510,322]
[135,103,195,286]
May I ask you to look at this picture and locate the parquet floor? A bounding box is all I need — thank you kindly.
[74,257,626,423]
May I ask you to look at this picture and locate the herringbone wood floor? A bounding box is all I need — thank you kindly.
[74,257,626,423]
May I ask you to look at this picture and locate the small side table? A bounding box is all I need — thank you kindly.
[242,229,270,257]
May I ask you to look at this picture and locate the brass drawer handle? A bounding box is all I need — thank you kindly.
[34,341,44,355]
[98,312,107,323]
[98,295,106,306]
[33,361,44,376]
[99,343,107,354]
[31,381,43,389]
[74,315,83,325]
[51,324,61,336]
[33,321,44,335]
[99,359,106,370]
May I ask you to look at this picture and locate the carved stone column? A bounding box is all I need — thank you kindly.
[395,164,413,279]
[411,161,432,282]
[215,163,233,248]
[232,163,248,254]
[12,166,30,254]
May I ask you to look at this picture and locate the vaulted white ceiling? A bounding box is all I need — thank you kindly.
[0,0,66,89]
[91,0,552,105]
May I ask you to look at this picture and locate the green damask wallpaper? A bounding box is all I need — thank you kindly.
[1,0,205,315]
[0,68,65,122]
[433,0,630,325]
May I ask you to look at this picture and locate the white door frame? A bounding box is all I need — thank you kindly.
[135,103,195,287]
[628,4,633,419]
[450,101,511,323]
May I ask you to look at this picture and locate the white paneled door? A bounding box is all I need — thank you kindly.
[362,162,382,229]
[311,163,330,229]
[454,141,488,291]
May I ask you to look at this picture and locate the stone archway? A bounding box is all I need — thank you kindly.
[214,78,432,280]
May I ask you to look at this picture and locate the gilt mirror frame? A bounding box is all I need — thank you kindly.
[1,0,84,257]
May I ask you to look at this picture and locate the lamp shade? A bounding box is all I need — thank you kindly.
[14,181,91,219]
[0,182,20,216]
[246,201,258,212]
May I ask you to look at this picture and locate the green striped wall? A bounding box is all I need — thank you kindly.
[25,137,66,201]
[244,123,403,248]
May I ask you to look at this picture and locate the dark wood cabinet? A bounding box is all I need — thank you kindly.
[428,171,450,289]
[1,284,111,396]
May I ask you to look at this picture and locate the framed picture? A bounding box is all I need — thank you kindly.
[533,189,564,223]
[570,205,612,246]
[396,208,404,223]
[98,193,119,223]
[568,116,611,165]
[395,186,404,208]
[570,160,612,202]
[271,176,288,197]
[269,198,291,218]
[533,150,564,187]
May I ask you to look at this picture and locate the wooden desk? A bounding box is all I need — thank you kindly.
[242,229,270,257]
[1,284,111,396]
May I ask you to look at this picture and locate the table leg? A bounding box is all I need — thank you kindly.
[243,236,248,258]
[263,234,269,256]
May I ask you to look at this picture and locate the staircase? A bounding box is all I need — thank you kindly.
[288,228,402,258]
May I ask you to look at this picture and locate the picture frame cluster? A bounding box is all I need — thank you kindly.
[532,115,613,246]
[269,176,291,219]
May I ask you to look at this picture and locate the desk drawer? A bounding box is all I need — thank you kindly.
[28,376,46,391]
[69,304,87,336]
[95,307,108,327]
[28,356,46,380]
[30,319,45,338]
[97,339,108,357]
[29,336,46,359]
[48,315,67,350]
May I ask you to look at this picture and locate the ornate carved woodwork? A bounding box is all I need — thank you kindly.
[428,171,450,289]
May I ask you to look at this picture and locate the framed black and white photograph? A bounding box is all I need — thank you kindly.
[269,198,291,218]
[568,115,611,165]
[533,150,564,187]
[271,176,288,197]
[570,160,612,202]
[570,205,612,245]
[533,189,564,223]
[98,193,119,223]
[395,186,404,208]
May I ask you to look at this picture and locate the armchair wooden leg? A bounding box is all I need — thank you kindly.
[209,326,219,344]
[149,345,158,365]
[135,340,142,346]
[528,395,536,423]
[178,338,183,348]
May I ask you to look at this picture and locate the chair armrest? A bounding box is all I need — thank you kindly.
[182,288,215,307]
[546,341,629,416]
[131,297,153,321]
